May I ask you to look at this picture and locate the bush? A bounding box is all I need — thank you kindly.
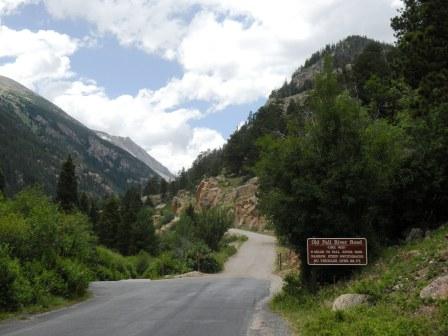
[143,252,188,279]
[161,207,175,226]
[0,189,98,312]
[0,246,33,310]
[194,208,234,251]
[132,251,153,276]
[56,259,91,298]
[94,246,136,280]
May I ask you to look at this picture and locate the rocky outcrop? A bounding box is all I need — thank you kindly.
[195,176,267,231]
[332,294,372,311]
[233,178,267,230]
[420,275,448,300]
[172,190,193,216]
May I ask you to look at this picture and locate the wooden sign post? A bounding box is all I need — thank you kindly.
[307,238,367,266]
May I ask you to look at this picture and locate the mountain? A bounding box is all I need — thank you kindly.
[95,130,175,181]
[0,75,158,196]
[171,36,393,191]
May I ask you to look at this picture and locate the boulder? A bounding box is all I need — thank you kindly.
[420,275,448,300]
[406,228,424,242]
[332,294,371,311]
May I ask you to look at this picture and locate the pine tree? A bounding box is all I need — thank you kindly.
[391,0,448,105]
[143,176,160,195]
[117,188,143,255]
[56,155,78,211]
[160,179,168,201]
[97,197,121,248]
[89,199,100,227]
[79,192,90,214]
[129,207,158,255]
[0,163,5,194]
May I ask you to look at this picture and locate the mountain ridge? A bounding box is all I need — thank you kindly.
[95,130,175,181]
[0,75,159,196]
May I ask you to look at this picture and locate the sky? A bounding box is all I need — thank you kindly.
[0,0,402,174]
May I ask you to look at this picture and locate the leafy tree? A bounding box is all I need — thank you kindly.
[56,155,78,212]
[176,206,233,252]
[0,188,96,310]
[256,57,405,288]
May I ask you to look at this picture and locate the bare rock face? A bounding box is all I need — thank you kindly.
[196,177,223,208]
[195,176,267,231]
[172,190,193,216]
[234,178,267,230]
[332,294,371,311]
[420,275,448,300]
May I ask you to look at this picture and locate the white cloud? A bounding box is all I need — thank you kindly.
[0,24,225,173]
[0,0,35,15]
[38,0,399,113]
[0,0,401,171]
[0,25,77,90]
[45,80,223,173]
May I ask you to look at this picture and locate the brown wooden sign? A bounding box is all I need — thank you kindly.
[307,238,367,266]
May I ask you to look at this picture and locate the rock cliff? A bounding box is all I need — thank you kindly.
[195,176,267,231]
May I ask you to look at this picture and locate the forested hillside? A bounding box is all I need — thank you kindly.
[0,76,158,196]
[173,0,448,288]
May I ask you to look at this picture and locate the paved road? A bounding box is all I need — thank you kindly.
[0,230,290,336]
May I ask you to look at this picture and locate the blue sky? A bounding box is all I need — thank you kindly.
[0,0,400,173]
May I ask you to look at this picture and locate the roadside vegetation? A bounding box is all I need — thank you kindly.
[272,225,448,335]
[0,157,240,316]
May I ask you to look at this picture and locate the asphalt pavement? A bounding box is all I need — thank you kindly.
[0,230,290,336]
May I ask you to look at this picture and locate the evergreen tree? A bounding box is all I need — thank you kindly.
[79,192,90,214]
[391,0,448,105]
[117,188,143,255]
[89,199,100,227]
[129,207,158,255]
[388,0,448,228]
[97,197,121,248]
[56,155,78,211]
[160,179,168,201]
[143,176,160,195]
[0,163,5,194]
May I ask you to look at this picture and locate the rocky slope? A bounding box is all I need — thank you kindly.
[164,176,268,232]
[96,130,174,181]
[0,75,158,196]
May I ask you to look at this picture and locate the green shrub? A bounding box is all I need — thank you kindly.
[56,259,91,298]
[143,252,188,279]
[133,251,153,276]
[0,246,33,310]
[24,261,66,298]
[94,246,136,280]
[199,256,221,273]
[161,207,175,226]
[193,208,233,251]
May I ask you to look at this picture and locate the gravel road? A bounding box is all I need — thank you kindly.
[0,230,290,336]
